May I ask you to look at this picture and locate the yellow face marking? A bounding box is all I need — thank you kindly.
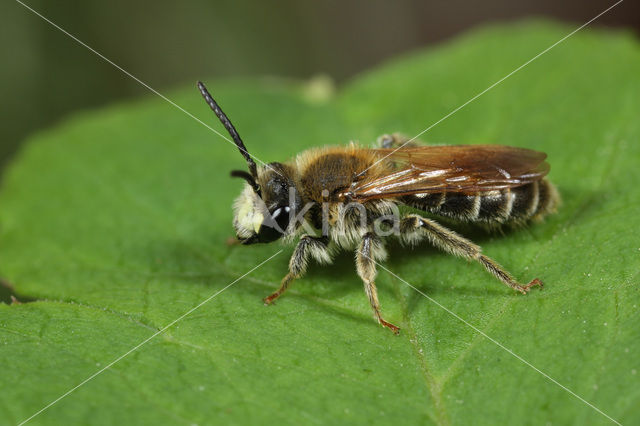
[252,212,263,234]
[237,195,253,221]
[235,188,263,237]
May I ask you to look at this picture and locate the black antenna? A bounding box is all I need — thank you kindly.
[230,169,260,194]
[197,81,258,178]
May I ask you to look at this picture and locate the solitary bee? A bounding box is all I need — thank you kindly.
[198,81,559,334]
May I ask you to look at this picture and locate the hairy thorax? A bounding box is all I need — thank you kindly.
[293,144,390,203]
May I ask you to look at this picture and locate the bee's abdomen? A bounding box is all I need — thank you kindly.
[401,179,558,225]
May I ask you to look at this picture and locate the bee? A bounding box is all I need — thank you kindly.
[198,81,559,334]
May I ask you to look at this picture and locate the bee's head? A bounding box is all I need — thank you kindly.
[231,163,301,244]
[198,82,301,244]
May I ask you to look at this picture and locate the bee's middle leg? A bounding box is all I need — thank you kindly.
[264,236,331,305]
[356,232,400,334]
[400,214,542,294]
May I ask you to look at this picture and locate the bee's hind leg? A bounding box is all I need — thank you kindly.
[375,133,418,149]
[400,214,543,294]
[356,233,400,334]
[264,235,332,305]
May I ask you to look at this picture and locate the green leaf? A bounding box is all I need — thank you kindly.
[1,21,639,425]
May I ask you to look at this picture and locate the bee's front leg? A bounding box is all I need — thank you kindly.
[264,235,332,305]
[356,232,400,334]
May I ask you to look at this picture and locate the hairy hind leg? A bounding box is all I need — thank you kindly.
[375,133,418,149]
[400,215,542,294]
[356,233,400,334]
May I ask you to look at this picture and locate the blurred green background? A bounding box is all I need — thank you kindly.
[1,0,638,172]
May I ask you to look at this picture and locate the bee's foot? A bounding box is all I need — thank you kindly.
[379,318,401,335]
[225,236,240,246]
[263,293,280,306]
[517,278,543,294]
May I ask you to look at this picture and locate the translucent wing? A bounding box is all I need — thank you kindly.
[341,145,549,201]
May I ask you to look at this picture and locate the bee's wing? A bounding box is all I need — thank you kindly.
[342,145,550,201]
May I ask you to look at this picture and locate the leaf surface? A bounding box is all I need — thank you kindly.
[1,22,639,425]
